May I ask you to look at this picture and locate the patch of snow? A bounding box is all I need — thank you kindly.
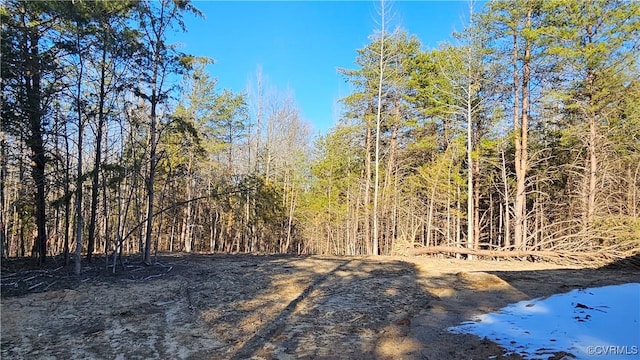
[448,283,640,359]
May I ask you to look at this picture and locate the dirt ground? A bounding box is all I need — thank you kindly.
[1,253,638,360]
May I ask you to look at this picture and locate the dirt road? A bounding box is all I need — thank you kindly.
[1,254,637,359]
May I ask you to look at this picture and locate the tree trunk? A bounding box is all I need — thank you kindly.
[102,122,110,265]
[74,29,85,275]
[519,10,531,248]
[181,155,193,253]
[585,71,597,231]
[473,170,481,251]
[466,67,474,256]
[382,101,399,255]
[64,121,71,265]
[513,9,531,250]
[426,185,436,247]
[283,188,296,253]
[372,0,387,257]
[364,122,372,254]
[87,47,109,261]
[0,132,8,259]
[144,62,159,264]
[501,147,510,247]
[24,21,48,264]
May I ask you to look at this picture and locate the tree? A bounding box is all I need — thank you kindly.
[544,0,640,234]
[84,1,136,261]
[479,0,547,249]
[339,27,420,255]
[168,59,214,253]
[135,0,201,264]
[411,15,496,254]
[1,1,67,264]
[67,1,90,275]
[300,124,364,254]
[166,59,249,252]
[371,0,390,256]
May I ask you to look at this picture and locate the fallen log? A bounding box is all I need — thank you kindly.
[407,246,567,260]
[407,246,640,267]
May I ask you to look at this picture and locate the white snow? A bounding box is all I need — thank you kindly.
[448,282,640,359]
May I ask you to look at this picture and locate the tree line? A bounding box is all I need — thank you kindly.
[308,0,639,260]
[1,0,638,269]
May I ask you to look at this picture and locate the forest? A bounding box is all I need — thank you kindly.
[1,0,639,272]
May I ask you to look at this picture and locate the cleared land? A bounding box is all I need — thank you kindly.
[1,254,638,359]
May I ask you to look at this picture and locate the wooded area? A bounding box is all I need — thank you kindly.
[1,0,639,270]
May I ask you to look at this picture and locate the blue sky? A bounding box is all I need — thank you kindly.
[173,1,477,134]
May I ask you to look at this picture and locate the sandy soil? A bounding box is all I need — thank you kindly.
[1,253,638,359]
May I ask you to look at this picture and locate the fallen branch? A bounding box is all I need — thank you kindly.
[142,265,173,281]
[407,246,559,258]
[405,246,608,263]
[23,275,39,282]
[44,281,58,290]
[28,282,45,290]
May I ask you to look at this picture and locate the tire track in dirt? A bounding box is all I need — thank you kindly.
[230,259,354,360]
[232,259,434,360]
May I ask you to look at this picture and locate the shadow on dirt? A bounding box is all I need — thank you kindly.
[600,252,640,270]
[484,253,640,300]
[181,256,433,359]
[0,253,177,298]
[406,254,640,359]
[1,253,639,359]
